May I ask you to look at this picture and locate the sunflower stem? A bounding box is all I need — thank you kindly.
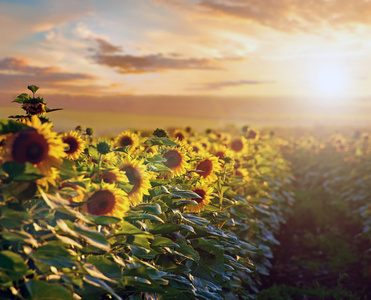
[97,153,102,180]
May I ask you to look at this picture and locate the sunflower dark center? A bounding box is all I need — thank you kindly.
[12,130,49,164]
[175,132,185,141]
[121,165,141,194]
[163,150,182,169]
[196,159,212,178]
[215,151,225,159]
[192,188,206,204]
[63,136,79,154]
[231,139,243,152]
[120,136,134,147]
[102,171,117,184]
[87,190,116,215]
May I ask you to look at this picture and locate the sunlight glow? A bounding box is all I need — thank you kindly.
[311,65,350,101]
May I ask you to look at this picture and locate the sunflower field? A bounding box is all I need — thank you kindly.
[0,86,295,299]
[2,86,371,299]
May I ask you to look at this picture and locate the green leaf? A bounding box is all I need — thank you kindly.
[124,213,164,223]
[85,256,122,279]
[0,251,27,282]
[131,203,162,215]
[145,137,178,147]
[3,229,38,247]
[12,93,30,104]
[83,276,122,300]
[25,280,74,300]
[168,187,201,199]
[151,236,179,248]
[32,243,78,268]
[86,215,121,225]
[148,223,195,235]
[0,207,31,229]
[117,221,152,237]
[27,85,40,95]
[59,159,77,179]
[2,161,44,181]
[74,223,110,251]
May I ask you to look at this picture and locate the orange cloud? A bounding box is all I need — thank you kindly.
[188,79,276,91]
[0,57,96,93]
[90,38,243,74]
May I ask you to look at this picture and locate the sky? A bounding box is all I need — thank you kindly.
[2,0,371,123]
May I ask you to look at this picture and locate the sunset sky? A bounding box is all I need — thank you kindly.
[2,0,371,130]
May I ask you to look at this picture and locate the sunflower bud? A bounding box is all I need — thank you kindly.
[152,128,168,138]
[97,141,111,155]
[86,127,94,136]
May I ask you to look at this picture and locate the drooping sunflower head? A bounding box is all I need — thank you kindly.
[119,156,152,206]
[187,182,213,213]
[101,168,129,184]
[83,183,130,218]
[2,116,66,188]
[194,154,222,183]
[22,101,46,115]
[62,131,85,160]
[161,147,189,178]
[115,130,139,151]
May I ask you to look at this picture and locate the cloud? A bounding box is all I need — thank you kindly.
[161,0,371,34]
[188,79,276,91]
[0,57,96,93]
[90,38,243,74]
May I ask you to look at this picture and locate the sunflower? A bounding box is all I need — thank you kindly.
[194,154,222,183]
[2,116,66,187]
[172,129,187,142]
[62,131,85,160]
[83,183,130,218]
[22,102,46,115]
[58,181,86,203]
[115,130,139,151]
[229,136,248,155]
[210,144,233,162]
[161,147,189,178]
[101,168,129,184]
[187,182,213,213]
[119,156,152,206]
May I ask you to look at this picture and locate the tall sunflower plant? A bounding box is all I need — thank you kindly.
[0,86,295,299]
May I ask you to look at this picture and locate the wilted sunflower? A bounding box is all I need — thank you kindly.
[115,130,139,151]
[62,131,85,160]
[83,183,130,218]
[187,182,213,213]
[119,156,152,206]
[161,147,189,177]
[194,154,222,183]
[2,115,66,187]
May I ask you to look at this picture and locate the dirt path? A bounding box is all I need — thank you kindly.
[258,156,371,299]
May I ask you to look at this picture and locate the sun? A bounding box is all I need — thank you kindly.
[311,65,350,100]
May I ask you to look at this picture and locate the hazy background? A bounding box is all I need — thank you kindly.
[2,0,371,135]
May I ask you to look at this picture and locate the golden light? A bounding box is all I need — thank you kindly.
[311,64,351,101]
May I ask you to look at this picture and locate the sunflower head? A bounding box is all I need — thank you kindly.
[115,131,140,154]
[83,183,130,218]
[22,101,46,115]
[119,156,152,206]
[187,182,213,213]
[173,129,186,142]
[101,168,129,184]
[62,131,85,160]
[194,154,222,183]
[161,147,188,177]
[2,116,66,188]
